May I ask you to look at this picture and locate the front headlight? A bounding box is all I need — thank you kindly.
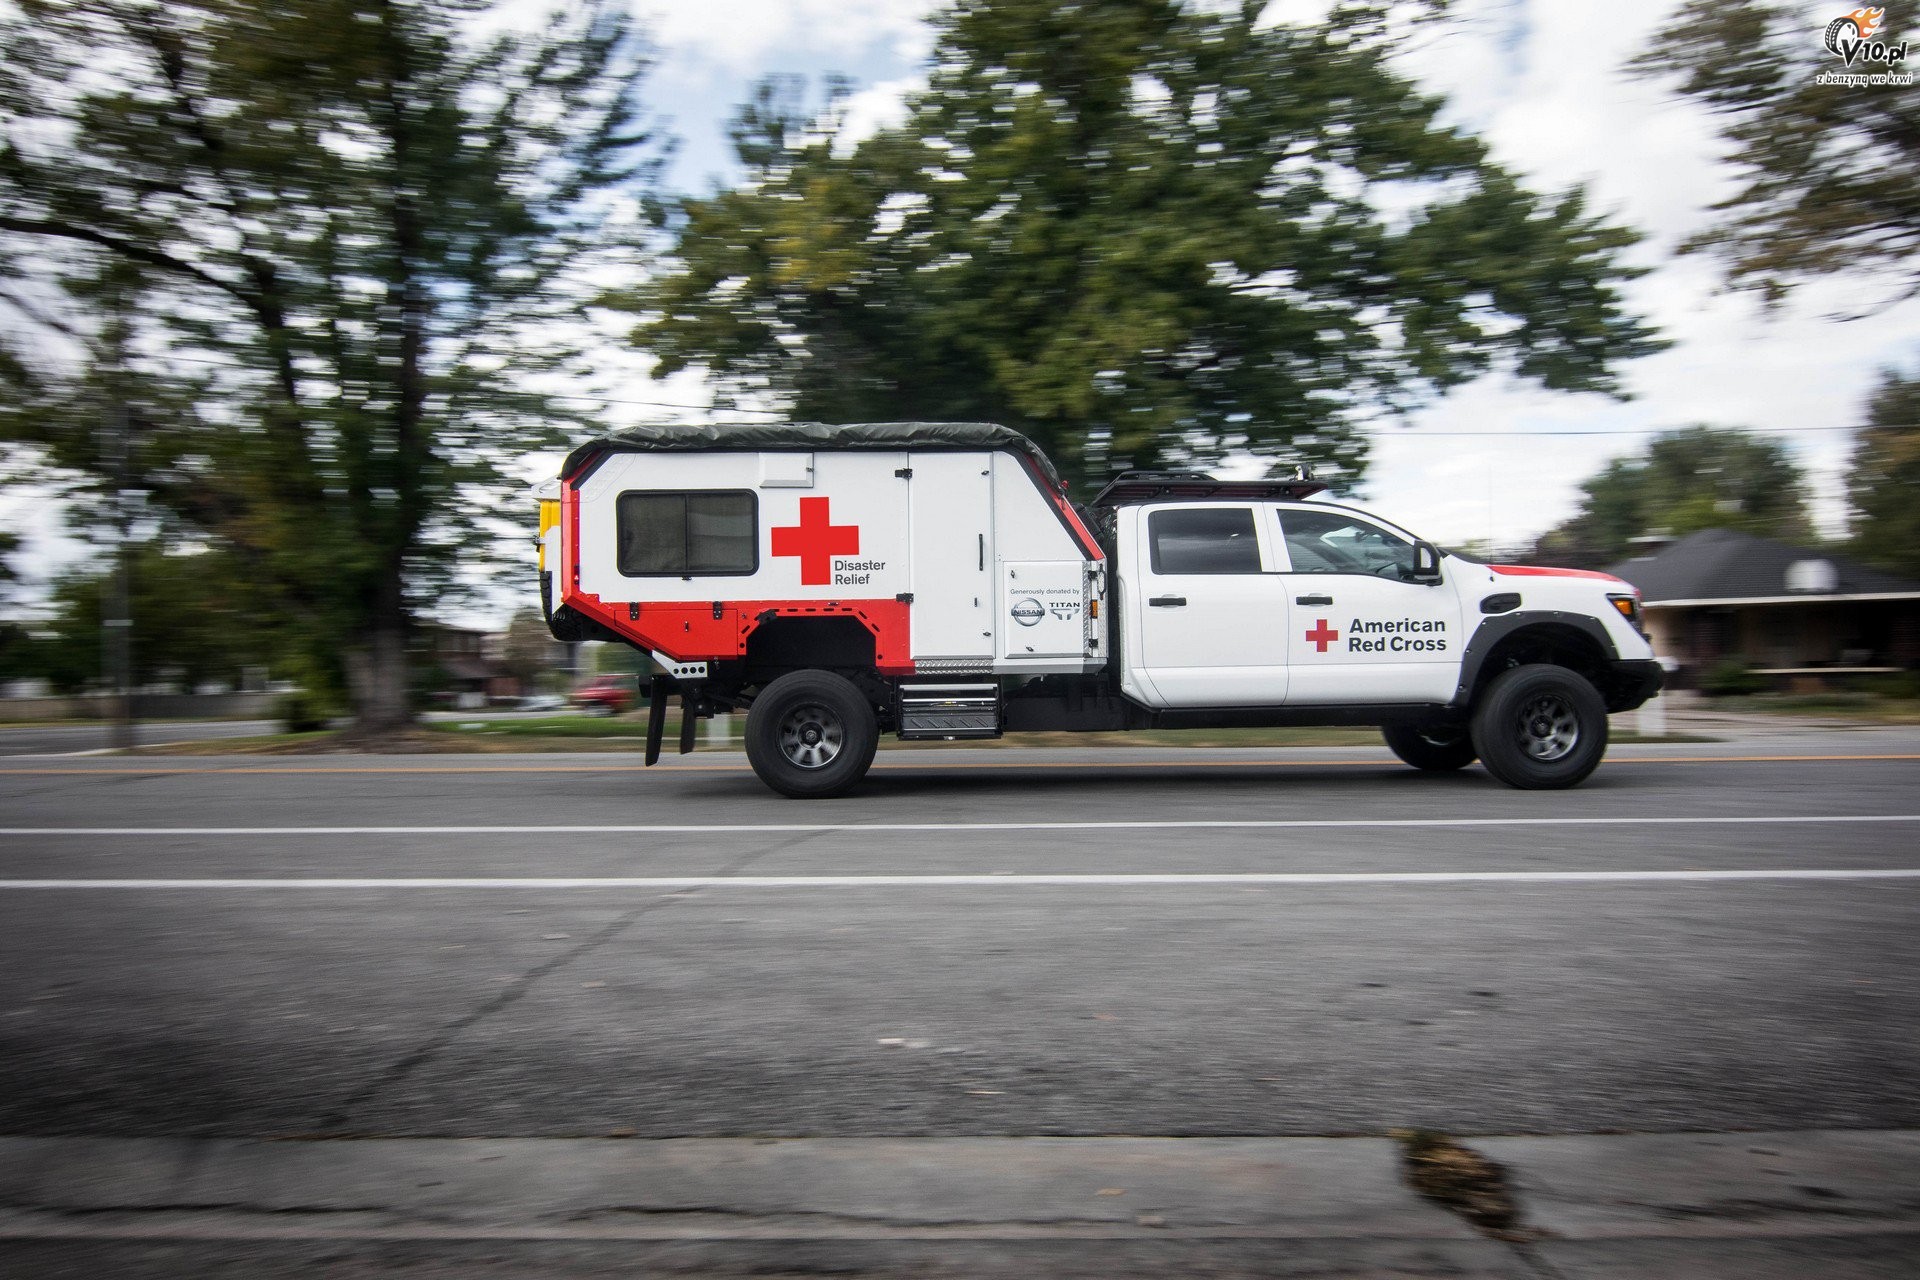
[1606,592,1646,638]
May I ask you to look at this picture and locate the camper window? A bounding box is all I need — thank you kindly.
[617,490,757,576]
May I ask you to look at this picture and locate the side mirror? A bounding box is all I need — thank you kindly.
[1409,541,1443,585]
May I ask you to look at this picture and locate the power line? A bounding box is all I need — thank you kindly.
[58,351,1868,437]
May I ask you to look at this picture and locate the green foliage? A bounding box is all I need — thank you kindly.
[277,690,332,734]
[588,642,646,677]
[1530,426,1814,568]
[1699,658,1767,698]
[0,0,661,728]
[1847,370,1920,579]
[1861,670,1920,700]
[1635,0,1920,305]
[631,0,1662,491]
[8,545,294,694]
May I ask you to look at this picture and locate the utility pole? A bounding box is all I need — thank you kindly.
[100,280,136,753]
[104,400,135,752]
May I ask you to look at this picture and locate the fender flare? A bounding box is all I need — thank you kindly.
[1448,611,1619,710]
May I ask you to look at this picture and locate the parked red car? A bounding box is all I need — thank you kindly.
[571,676,635,715]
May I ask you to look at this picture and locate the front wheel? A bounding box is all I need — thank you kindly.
[1382,722,1477,772]
[1470,664,1608,790]
[745,670,880,799]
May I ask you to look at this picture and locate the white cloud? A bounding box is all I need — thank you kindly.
[835,73,925,151]
[639,0,936,75]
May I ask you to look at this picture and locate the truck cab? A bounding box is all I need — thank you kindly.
[1117,498,1466,709]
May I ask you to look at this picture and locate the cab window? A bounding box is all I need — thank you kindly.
[1277,509,1416,579]
[1149,507,1262,574]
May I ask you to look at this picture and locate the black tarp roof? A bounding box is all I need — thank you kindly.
[562,421,1065,491]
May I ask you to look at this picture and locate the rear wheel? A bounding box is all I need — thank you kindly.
[745,670,880,799]
[1470,664,1608,790]
[1382,722,1477,772]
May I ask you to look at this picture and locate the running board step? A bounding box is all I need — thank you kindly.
[898,683,1002,740]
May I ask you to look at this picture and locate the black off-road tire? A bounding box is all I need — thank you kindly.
[1470,664,1609,790]
[745,670,880,799]
[1382,722,1478,772]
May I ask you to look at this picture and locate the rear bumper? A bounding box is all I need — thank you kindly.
[1602,658,1664,713]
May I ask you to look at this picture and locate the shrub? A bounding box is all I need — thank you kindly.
[278,691,329,733]
[1699,659,1767,697]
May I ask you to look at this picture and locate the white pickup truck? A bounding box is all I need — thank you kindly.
[539,422,1661,797]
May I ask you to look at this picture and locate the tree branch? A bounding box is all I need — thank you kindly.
[0,214,257,307]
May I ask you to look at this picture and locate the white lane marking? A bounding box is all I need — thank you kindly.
[0,870,1916,890]
[0,815,1916,837]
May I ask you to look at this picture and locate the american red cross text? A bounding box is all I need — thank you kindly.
[771,497,861,586]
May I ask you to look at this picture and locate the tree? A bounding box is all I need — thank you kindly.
[1635,1,1920,306]
[500,605,570,690]
[631,0,1663,490]
[0,0,660,731]
[7,545,295,695]
[1848,371,1920,579]
[1530,426,1814,568]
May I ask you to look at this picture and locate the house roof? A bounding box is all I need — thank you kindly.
[1606,529,1920,604]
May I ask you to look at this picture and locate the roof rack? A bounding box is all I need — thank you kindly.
[1089,468,1329,507]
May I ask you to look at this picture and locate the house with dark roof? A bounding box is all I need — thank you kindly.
[1607,529,1920,684]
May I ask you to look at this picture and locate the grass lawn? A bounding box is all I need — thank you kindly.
[1701,693,1920,724]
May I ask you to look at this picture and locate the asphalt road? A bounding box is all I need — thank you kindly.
[1,728,1915,1148]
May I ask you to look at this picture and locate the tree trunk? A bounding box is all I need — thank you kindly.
[344,573,413,735]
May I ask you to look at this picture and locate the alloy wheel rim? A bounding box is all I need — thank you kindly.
[778,703,845,769]
[1516,694,1579,762]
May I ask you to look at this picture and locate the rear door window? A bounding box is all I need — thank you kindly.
[1148,507,1262,574]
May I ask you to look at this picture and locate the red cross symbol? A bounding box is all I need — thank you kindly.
[1304,618,1340,653]
[771,496,860,586]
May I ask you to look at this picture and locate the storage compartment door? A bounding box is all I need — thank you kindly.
[907,456,995,661]
[999,561,1091,660]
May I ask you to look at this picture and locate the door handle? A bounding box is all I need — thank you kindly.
[1148,595,1187,608]
[1296,594,1333,606]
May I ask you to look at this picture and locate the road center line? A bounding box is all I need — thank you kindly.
[0,870,1914,890]
[0,815,1915,837]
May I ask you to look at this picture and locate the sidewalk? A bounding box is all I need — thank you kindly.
[2,1131,1914,1277]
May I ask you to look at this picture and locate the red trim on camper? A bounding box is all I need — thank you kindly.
[1490,565,1627,585]
[562,588,916,677]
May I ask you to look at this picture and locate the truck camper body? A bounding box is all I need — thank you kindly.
[542,422,1662,797]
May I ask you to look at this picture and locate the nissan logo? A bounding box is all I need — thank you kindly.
[1011,597,1045,627]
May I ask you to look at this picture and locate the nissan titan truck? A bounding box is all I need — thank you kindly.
[538,422,1662,798]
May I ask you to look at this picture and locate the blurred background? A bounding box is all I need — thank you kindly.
[1,0,1915,738]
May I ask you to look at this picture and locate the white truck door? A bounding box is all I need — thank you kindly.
[908,453,995,662]
[1130,503,1290,707]
[1270,506,1465,704]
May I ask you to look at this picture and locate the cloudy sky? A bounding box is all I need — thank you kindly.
[631,0,1920,555]
[6,0,1914,618]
